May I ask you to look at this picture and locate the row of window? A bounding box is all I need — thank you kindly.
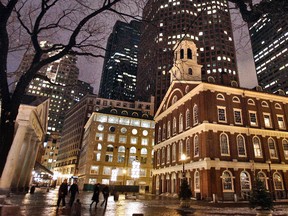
[158,102,286,143]
[95,133,154,146]
[90,166,147,177]
[156,134,288,165]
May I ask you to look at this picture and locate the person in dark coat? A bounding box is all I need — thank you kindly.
[90,183,100,208]
[100,185,109,208]
[57,179,68,208]
[69,181,79,207]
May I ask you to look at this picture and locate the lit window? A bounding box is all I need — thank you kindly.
[141,138,148,146]
[172,143,176,161]
[273,173,284,190]
[186,109,191,129]
[237,135,246,157]
[107,134,115,142]
[240,171,251,190]
[186,138,191,157]
[130,137,137,144]
[194,135,199,157]
[179,114,183,132]
[173,117,177,135]
[268,138,277,158]
[222,171,233,191]
[263,114,272,128]
[249,111,258,126]
[95,133,104,141]
[282,139,288,159]
[167,145,170,164]
[253,137,262,157]
[167,121,171,138]
[277,115,285,129]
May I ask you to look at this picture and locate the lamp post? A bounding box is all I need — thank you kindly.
[181,154,187,179]
[267,160,275,200]
[122,169,126,185]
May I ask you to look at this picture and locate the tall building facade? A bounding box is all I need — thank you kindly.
[55,96,155,182]
[153,40,288,201]
[78,107,155,191]
[137,0,238,108]
[99,20,141,101]
[16,41,93,171]
[249,14,288,94]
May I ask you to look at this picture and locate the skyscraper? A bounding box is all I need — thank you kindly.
[99,20,141,101]
[249,14,288,94]
[137,0,238,108]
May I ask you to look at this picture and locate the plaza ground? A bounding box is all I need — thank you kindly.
[7,187,288,216]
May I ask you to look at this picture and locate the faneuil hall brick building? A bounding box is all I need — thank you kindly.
[152,40,288,201]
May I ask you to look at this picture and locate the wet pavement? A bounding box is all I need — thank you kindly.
[7,188,288,216]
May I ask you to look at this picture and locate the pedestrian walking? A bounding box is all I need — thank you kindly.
[100,185,109,208]
[69,181,79,207]
[57,179,68,208]
[90,183,100,208]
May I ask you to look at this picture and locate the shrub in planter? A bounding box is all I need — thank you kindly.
[249,178,273,212]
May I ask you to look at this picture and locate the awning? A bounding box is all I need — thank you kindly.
[34,161,53,176]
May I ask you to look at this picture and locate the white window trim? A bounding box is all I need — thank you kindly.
[233,108,243,125]
[217,106,227,123]
[263,112,272,128]
[249,111,258,127]
[277,114,286,130]
[236,134,247,157]
[220,133,230,156]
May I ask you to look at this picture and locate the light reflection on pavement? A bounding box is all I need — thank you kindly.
[8,188,288,216]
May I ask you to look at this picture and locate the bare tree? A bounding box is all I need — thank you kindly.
[0,0,143,177]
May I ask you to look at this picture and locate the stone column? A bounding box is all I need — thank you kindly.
[10,132,33,192]
[22,141,41,190]
[0,123,29,193]
[17,136,37,192]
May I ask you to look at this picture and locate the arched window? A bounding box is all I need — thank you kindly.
[257,172,267,189]
[179,140,183,158]
[220,133,230,155]
[121,110,128,115]
[118,146,125,152]
[240,171,251,190]
[282,139,288,159]
[96,153,101,161]
[187,48,192,59]
[162,124,166,140]
[97,143,102,150]
[194,135,199,157]
[161,148,165,164]
[273,173,284,190]
[186,109,190,129]
[217,93,225,100]
[208,76,215,83]
[268,138,277,158]
[180,49,184,59]
[167,121,171,138]
[157,151,160,165]
[179,113,183,132]
[141,148,148,155]
[237,135,246,157]
[172,143,176,161]
[173,117,177,135]
[158,127,161,143]
[194,171,200,191]
[186,138,191,157]
[167,145,171,163]
[130,147,136,154]
[248,99,255,105]
[261,101,269,107]
[132,112,139,117]
[222,170,233,191]
[106,144,114,152]
[275,103,282,109]
[232,96,240,103]
[188,68,193,75]
[253,136,262,157]
[193,104,199,125]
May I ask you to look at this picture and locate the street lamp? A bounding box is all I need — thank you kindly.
[181,154,187,178]
[267,160,275,200]
[122,169,127,185]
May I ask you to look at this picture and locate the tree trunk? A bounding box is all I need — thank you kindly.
[0,106,19,177]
